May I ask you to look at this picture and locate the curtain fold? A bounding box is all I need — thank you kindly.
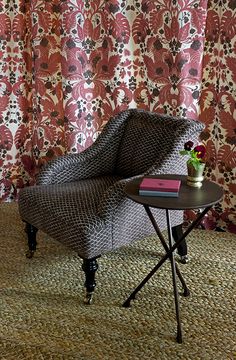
[0,0,235,232]
[198,0,236,232]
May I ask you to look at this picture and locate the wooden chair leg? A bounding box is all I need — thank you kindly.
[82,258,99,305]
[24,222,38,258]
[172,224,189,264]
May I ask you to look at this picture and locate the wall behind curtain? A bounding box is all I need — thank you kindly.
[0,0,235,232]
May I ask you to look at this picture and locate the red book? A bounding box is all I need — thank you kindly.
[139,178,181,192]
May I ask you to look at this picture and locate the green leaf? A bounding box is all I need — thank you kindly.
[179,150,190,156]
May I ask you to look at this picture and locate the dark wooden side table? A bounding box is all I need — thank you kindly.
[122,174,223,343]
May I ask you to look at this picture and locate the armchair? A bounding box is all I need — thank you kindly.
[18,109,204,303]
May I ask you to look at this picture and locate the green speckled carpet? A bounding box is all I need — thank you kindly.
[0,203,235,360]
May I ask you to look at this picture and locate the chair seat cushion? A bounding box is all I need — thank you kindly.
[19,175,123,258]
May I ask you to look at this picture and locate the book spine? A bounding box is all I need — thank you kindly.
[139,187,178,192]
[139,190,179,197]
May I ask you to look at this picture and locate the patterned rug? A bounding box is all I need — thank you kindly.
[0,203,235,360]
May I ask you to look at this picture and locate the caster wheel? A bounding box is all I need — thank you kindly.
[84,292,94,305]
[26,250,35,259]
[179,255,189,264]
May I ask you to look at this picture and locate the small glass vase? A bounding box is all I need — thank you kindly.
[187,162,205,188]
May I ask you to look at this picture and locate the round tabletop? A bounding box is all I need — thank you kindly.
[125,174,224,210]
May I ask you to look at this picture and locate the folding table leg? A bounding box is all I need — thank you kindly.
[144,206,190,297]
[166,209,182,343]
[122,206,211,343]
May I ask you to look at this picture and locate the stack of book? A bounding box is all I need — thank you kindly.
[139,177,181,197]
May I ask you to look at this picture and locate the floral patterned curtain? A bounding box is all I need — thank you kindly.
[0,0,235,232]
[199,0,236,233]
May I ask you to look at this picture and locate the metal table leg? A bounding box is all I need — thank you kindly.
[166,209,182,343]
[144,205,190,297]
[122,205,212,343]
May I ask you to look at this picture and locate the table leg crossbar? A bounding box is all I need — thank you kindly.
[144,205,190,297]
[122,205,211,343]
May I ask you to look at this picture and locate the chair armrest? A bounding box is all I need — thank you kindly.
[37,150,110,185]
[37,110,131,185]
[146,118,205,176]
[98,115,204,220]
[145,150,188,176]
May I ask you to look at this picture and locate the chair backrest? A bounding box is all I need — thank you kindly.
[115,109,202,177]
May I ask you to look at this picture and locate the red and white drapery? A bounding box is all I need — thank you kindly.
[0,0,235,232]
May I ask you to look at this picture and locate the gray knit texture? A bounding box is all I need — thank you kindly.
[18,109,204,259]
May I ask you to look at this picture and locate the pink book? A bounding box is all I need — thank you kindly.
[139,178,181,192]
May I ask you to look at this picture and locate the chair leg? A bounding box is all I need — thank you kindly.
[172,224,189,264]
[82,258,99,305]
[24,222,38,258]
